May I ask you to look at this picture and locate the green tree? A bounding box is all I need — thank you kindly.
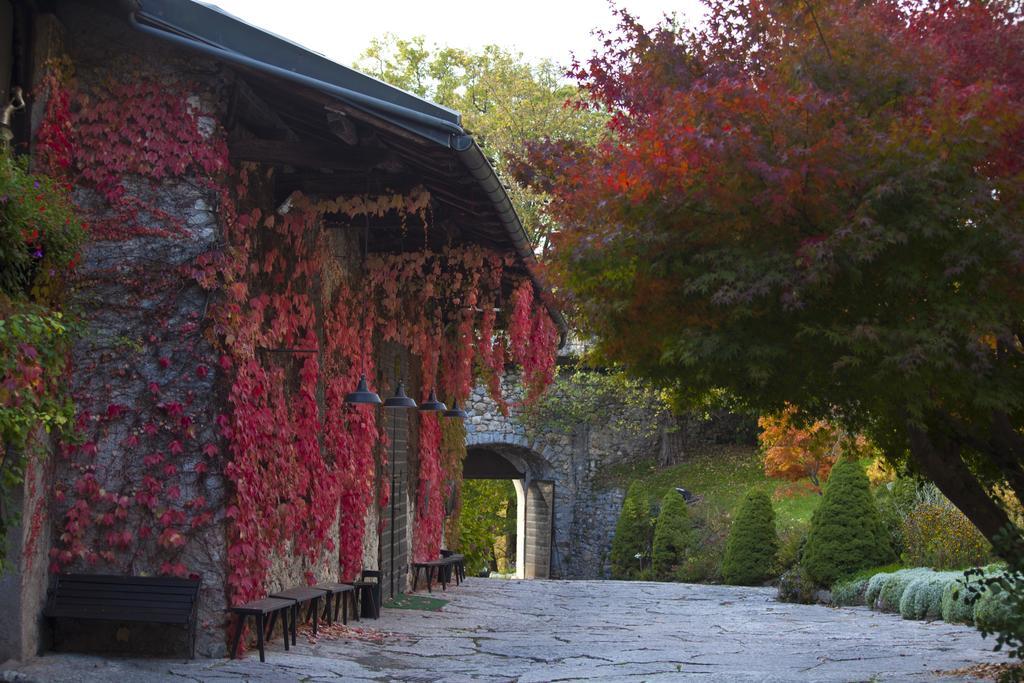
[457,479,516,576]
[355,36,604,248]
[610,481,654,579]
[802,459,894,586]
[523,0,1024,544]
[722,489,779,585]
[652,489,692,579]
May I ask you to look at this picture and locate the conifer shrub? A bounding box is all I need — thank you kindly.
[722,489,778,585]
[652,489,692,580]
[610,482,654,579]
[801,459,895,586]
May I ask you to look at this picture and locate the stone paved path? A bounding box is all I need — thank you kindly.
[4,579,1007,681]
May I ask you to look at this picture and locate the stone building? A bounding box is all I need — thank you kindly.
[0,0,561,661]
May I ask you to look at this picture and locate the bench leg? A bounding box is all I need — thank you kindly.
[281,607,289,652]
[256,613,266,663]
[290,604,298,646]
[229,614,246,660]
[265,610,278,642]
[427,566,434,593]
[312,597,319,636]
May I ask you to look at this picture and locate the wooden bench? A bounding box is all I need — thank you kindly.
[441,550,466,585]
[412,558,452,593]
[227,597,294,662]
[314,582,357,625]
[44,573,201,658]
[268,586,326,645]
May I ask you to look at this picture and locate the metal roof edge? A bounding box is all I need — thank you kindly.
[453,136,568,344]
[128,5,567,343]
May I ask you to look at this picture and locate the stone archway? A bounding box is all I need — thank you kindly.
[463,443,554,579]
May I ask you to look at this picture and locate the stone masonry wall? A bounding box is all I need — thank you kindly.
[465,369,754,579]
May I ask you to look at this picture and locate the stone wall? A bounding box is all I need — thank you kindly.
[464,369,755,579]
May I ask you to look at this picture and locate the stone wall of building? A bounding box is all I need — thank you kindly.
[464,370,755,579]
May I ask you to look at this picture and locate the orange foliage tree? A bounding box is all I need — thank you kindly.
[759,407,870,493]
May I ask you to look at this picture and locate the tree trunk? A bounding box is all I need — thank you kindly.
[907,424,1015,544]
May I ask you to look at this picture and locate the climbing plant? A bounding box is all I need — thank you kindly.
[0,76,84,572]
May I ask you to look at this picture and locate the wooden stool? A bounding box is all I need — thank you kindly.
[228,597,294,662]
[314,582,357,625]
[269,586,327,645]
[352,570,381,619]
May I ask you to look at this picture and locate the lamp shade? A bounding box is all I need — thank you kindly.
[418,387,447,412]
[443,398,469,419]
[383,380,417,409]
[345,374,382,405]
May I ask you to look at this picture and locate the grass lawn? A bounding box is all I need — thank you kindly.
[594,443,820,528]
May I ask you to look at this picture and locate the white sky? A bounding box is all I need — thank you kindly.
[207,0,706,70]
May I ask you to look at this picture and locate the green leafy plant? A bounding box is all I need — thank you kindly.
[652,489,692,579]
[964,529,1024,680]
[722,489,778,585]
[0,143,83,573]
[802,460,894,587]
[901,498,990,570]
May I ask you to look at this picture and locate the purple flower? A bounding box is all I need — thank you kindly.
[32,248,43,259]
[33,180,40,189]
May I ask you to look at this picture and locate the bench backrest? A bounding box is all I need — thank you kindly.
[48,573,201,625]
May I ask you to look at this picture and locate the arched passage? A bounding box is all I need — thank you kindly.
[463,443,554,579]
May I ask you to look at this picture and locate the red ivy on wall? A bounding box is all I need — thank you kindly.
[39,62,559,620]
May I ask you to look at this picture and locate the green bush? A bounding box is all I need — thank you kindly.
[722,489,778,585]
[802,459,895,586]
[973,585,1014,633]
[832,576,870,606]
[964,529,1024,675]
[675,504,729,583]
[865,572,894,608]
[942,576,981,624]
[901,499,990,569]
[874,478,920,557]
[610,482,654,579]
[899,572,959,621]
[777,565,818,604]
[774,521,809,577]
[878,568,934,612]
[652,490,692,579]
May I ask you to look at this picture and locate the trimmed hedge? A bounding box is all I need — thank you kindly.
[652,489,692,580]
[900,571,959,621]
[878,568,934,612]
[802,459,895,586]
[832,576,870,606]
[722,489,779,586]
[865,572,894,608]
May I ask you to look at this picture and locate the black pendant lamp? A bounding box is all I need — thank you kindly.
[345,373,381,405]
[383,380,417,409]
[418,387,447,413]
[443,398,469,419]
